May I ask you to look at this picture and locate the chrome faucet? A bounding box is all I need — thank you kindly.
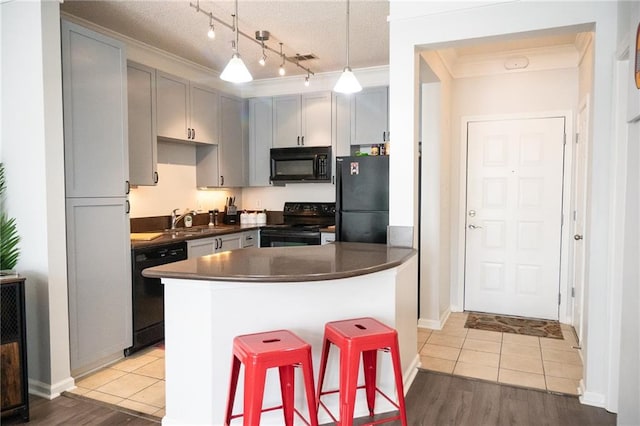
[171,209,197,229]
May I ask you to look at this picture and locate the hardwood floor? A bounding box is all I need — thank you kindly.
[1,371,615,425]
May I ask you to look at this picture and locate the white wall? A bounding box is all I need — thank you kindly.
[418,52,453,327]
[1,0,73,397]
[389,0,619,410]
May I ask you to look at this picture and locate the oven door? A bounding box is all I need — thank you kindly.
[260,229,321,247]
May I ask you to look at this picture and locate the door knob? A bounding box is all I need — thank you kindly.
[574,234,583,240]
[468,224,483,229]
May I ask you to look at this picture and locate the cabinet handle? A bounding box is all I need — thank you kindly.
[218,238,222,249]
[220,176,225,186]
[188,128,191,139]
[192,128,196,140]
[382,131,386,142]
[154,172,159,184]
[125,180,130,195]
[125,200,130,214]
[297,136,300,145]
[214,238,218,250]
[301,136,304,145]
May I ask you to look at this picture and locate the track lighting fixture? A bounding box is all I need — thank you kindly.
[189,1,315,81]
[278,43,286,76]
[334,0,362,93]
[207,14,215,39]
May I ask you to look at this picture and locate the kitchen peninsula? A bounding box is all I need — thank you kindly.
[144,242,418,425]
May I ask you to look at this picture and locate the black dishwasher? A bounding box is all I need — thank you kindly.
[126,242,187,356]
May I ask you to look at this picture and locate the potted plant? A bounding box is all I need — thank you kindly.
[0,163,20,275]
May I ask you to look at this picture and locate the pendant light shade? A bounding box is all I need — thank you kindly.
[219,0,253,84]
[220,53,253,83]
[334,67,361,94]
[334,0,361,94]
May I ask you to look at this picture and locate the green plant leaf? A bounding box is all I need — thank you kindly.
[0,212,20,270]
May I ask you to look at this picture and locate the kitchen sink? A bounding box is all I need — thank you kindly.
[164,225,233,238]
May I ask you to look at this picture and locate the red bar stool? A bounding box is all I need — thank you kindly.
[316,317,408,426]
[224,329,318,426]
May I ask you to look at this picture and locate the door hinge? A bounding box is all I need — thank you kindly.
[563,133,567,145]
[561,213,564,227]
[575,132,579,144]
[573,210,577,221]
[558,293,561,305]
[571,287,575,297]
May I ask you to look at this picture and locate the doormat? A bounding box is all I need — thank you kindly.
[464,312,564,339]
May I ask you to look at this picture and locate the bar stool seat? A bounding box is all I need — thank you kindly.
[224,329,318,426]
[316,317,408,426]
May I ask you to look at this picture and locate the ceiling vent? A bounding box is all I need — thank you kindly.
[287,53,318,62]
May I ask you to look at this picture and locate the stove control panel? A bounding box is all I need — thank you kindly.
[283,202,336,217]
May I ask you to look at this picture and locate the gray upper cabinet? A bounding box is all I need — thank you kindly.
[273,92,332,147]
[333,93,352,158]
[156,72,219,144]
[352,86,389,146]
[249,97,273,186]
[127,61,158,186]
[196,94,246,188]
[219,95,246,187]
[62,20,129,198]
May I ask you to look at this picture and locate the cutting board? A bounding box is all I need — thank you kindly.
[130,232,163,241]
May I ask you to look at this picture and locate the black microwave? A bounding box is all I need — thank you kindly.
[270,146,332,183]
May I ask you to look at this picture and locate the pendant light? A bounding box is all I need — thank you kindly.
[220,0,253,83]
[334,0,361,94]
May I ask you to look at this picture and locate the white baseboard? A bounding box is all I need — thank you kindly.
[579,379,607,408]
[403,354,420,392]
[29,376,75,399]
[417,307,451,330]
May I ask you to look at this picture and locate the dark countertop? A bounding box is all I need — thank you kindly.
[143,242,416,282]
[130,224,262,250]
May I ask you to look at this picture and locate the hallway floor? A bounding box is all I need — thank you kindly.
[418,312,582,395]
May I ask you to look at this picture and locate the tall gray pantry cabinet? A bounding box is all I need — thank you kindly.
[61,20,132,375]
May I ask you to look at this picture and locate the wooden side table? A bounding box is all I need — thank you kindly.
[1,275,29,421]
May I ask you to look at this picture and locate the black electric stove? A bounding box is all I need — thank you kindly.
[260,202,335,247]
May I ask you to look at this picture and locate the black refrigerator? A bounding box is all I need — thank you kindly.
[336,155,389,244]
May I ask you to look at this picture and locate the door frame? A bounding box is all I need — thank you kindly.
[454,111,574,322]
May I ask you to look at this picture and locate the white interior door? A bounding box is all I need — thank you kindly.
[464,117,566,320]
[571,101,589,343]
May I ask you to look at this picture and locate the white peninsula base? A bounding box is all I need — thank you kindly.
[161,255,417,425]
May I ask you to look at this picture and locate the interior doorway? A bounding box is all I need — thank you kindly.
[463,117,567,320]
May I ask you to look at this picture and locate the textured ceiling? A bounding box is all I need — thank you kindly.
[60,1,581,81]
[61,0,391,80]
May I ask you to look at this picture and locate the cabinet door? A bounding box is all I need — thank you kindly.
[127,62,157,186]
[249,97,273,186]
[352,86,388,146]
[187,237,216,259]
[216,233,243,252]
[195,144,220,188]
[273,95,301,147]
[321,232,336,245]
[156,72,189,141]
[242,230,259,247]
[301,92,332,146]
[333,93,352,157]
[61,20,129,198]
[190,84,219,144]
[219,95,246,187]
[66,197,132,373]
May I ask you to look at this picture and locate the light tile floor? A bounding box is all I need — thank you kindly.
[418,311,583,395]
[68,345,165,418]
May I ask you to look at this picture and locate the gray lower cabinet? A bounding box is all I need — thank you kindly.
[127,61,158,186]
[249,97,273,186]
[186,231,256,259]
[61,20,132,375]
[65,198,132,374]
